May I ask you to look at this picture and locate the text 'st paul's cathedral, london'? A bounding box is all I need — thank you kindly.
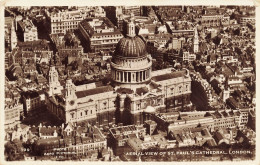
[46,17,192,126]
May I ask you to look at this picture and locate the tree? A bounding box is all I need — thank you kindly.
[230,13,237,20]
[4,142,24,161]
[196,54,202,61]
[233,28,240,36]
[212,36,221,46]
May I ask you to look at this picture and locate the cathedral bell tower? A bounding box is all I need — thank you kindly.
[48,60,63,96]
[65,79,77,111]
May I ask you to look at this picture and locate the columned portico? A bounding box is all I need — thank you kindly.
[112,67,152,85]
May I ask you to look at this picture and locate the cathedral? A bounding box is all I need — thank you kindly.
[46,18,192,126]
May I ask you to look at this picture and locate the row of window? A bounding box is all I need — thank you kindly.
[52,25,78,30]
[93,34,122,39]
[52,21,79,25]
[92,39,119,44]
[136,99,162,110]
[169,85,189,95]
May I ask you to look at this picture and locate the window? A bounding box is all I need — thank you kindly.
[170,88,174,95]
[179,86,182,93]
[85,110,88,115]
[137,104,141,110]
[103,102,107,109]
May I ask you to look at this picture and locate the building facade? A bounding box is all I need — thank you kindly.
[47,7,106,34]
[239,16,255,26]
[22,91,45,113]
[79,17,123,53]
[5,100,22,129]
[18,19,38,42]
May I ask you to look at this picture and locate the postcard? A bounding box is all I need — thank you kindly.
[0,0,259,164]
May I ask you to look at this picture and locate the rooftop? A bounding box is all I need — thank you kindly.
[75,85,113,98]
[152,70,187,82]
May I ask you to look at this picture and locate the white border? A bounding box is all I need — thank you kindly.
[0,0,259,165]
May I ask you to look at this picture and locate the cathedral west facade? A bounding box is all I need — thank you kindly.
[45,18,193,126]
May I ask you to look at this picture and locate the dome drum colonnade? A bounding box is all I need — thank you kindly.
[111,35,152,85]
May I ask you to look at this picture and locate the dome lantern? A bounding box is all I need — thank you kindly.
[126,13,136,37]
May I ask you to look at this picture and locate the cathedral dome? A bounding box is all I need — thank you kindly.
[114,36,147,58]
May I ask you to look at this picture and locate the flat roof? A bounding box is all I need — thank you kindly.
[75,85,113,98]
[152,70,187,82]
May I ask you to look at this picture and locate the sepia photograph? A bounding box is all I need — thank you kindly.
[1,0,258,164]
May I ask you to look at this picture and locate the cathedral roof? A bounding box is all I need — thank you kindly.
[114,35,147,58]
[152,70,188,82]
[136,87,149,96]
[75,85,113,98]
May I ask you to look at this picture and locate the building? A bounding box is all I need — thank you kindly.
[22,90,45,113]
[5,17,14,48]
[106,6,147,32]
[79,17,123,53]
[170,29,194,38]
[154,110,246,134]
[239,16,255,26]
[115,6,143,25]
[49,32,83,65]
[17,39,51,52]
[200,14,223,27]
[46,19,192,126]
[144,120,157,135]
[120,6,142,16]
[47,7,106,34]
[170,127,216,147]
[151,69,192,112]
[5,99,22,129]
[33,123,107,158]
[183,51,196,62]
[109,125,146,147]
[143,33,172,49]
[120,14,158,36]
[168,37,184,50]
[38,124,60,139]
[17,18,38,42]
[247,109,255,131]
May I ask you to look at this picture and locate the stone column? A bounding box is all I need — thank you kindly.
[119,71,121,81]
[113,70,115,79]
[132,72,135,83]
[122,71,124,82]
[128,72,131,82]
